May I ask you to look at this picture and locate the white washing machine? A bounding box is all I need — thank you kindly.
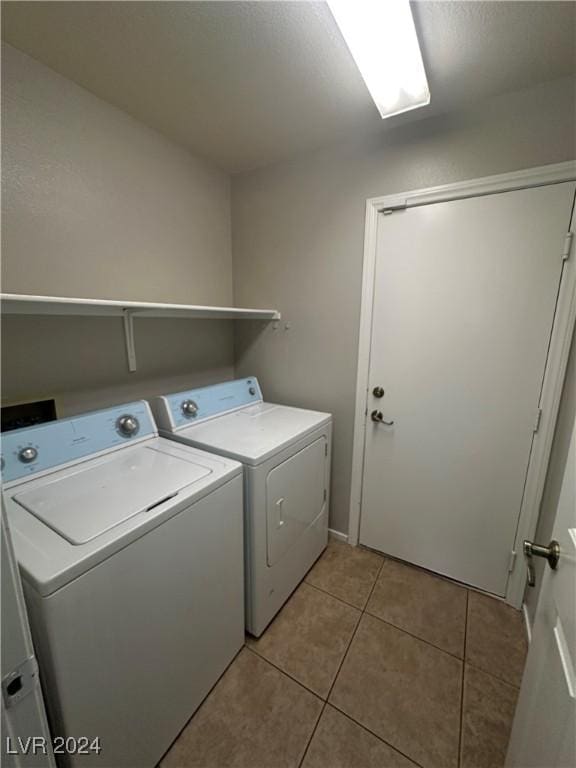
[150,378,331,636]
[1,401,244,767]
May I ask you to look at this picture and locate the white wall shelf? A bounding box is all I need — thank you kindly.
[0,293,280,320]
[1,293,281,371]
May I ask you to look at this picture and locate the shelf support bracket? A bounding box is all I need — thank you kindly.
[123,310,137,372]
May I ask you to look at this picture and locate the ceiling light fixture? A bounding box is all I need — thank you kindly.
[327,0,430,119]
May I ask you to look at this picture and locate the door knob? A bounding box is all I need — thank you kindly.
[523,539,560,568]
[371,410,394,426]
[523,539,560,587]
[372,386,385,398]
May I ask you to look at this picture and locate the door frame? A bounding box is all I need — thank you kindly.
[348,161,576,608]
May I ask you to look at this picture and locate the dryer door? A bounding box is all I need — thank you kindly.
[266,437,327,566]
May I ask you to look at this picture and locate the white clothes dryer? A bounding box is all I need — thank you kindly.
[150,378,331,636]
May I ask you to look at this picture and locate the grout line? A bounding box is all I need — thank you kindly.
[327,701,426,768]
[458,589,470,768]
[312,556,524,687]
[324,557,386,701]
[247,562,382,704]
[463,660,522,691]
[364,554,386,605]
[243,650,328,768]
[245,644,326,700]
[297,701,327,768]
[250,559,385,703]
[165,548,522,768]
[325,604,364,700]
[254,559,515,768]
[157,642,246,764]
[258,552,523,768]
[308,560,486,665]
[328,557,461,768]
[246,592,365,704]
[307,564,471,663]
[463,585,526,689]
[320,546,426,768]
[363,607,466,662]
[373,548,506,603]
[303,579,366,612]
[298,559,386,768]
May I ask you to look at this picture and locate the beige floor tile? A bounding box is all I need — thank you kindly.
[466,591,528,687]
[461,664,519,768]
[302,705,417,768]
[161,648,322,768]
[366,558,467,657]
[329,614,462,768]
[247,582,361,698]
[305,539,383,609]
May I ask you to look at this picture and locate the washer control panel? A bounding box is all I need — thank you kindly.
[1,401,155,485]
[153,377,263,431]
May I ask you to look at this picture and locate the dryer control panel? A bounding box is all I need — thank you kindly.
[151,377,263,432]
[1,401,156,485]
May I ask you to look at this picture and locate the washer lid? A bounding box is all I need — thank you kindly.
[13,445,211,544]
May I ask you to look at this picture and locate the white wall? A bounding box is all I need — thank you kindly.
[233,75,576,535]
[1,44,234,415]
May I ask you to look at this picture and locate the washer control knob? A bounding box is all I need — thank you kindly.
[116,415,140,437]
[181,399,199,418]
[249,387,256,396]
[18,446,38,463]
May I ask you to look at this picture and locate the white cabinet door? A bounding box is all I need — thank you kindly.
[1,503,54,767]
[506,419,575,768]
[360,181,576,595]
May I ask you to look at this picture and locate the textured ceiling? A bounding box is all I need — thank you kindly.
[2,1,575,173]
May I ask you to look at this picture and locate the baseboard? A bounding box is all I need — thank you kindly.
[522,603,532,645]
[328,528,349,543]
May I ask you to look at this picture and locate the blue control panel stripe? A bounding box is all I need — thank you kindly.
[1,401,156,484]
[165,377,262,429]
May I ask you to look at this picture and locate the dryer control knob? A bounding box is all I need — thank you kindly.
[181,399,199,418]
[116,415,140,437]
[18,446,38,463]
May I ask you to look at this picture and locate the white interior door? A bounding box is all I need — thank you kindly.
[506,419,575,768]
[360,181,576,595]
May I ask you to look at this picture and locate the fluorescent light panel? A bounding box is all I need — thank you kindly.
[327,0,430,119]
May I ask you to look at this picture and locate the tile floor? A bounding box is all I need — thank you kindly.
[161,539,528,768]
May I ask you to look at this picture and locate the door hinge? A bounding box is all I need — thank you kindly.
[325,443,328,457]
[562,232,574,261]
[533,407,543,434]
[508,550,517,573]
[379,203,407,215]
